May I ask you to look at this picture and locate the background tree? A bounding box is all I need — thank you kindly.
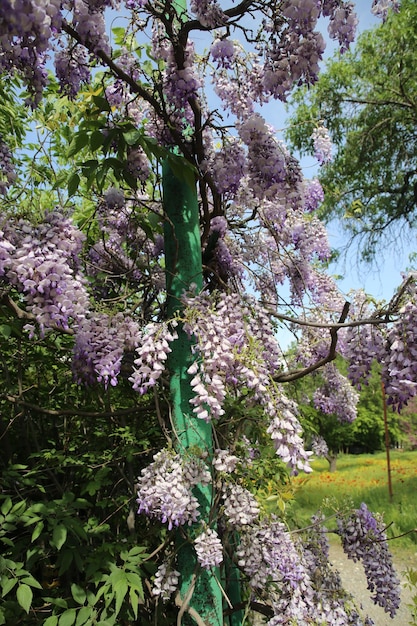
[286,0,416,262]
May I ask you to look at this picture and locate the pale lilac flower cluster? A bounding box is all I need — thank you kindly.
[104,187,125,209]
[162,40,202,137]
[0,137,16,193]
[129,322,178,394]
[0,229,15,276]
[344,324,386,388]
[204,215,244,281]
[55,45,91,98]
[238,114,289,199]
[72,313,140,387]
[311,435,329,458]
[70,0,111,56]
[263,30,326,101]
[2,211,89,336]
[190,0,226,28]
[236,520,316,624]
[266,390,313,474]
[210,38,235,68]
[313,363,359,423]
[212,449,238,473]
[303,178,324,212]
[126,147,150,183]
[182,291,282,418]
[136,449,211,530]
[371,0,400,20]
[337,503,401,617]
[280,0,321,31]
[302,514,375,626]
[152,560,180,600]
[206,138,247,196]
[222,484,260,528]
[312,125,332,164]
[194,528,223,569]
[382,300,417,410]
[0,0,61,104]
[324,1,358,53]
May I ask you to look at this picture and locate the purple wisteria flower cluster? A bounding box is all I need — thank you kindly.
[72,312,140,387]
[1,211,89,336]
[337,503,401,617]
[0,136,16,193]
[151,559,180,600]
[311,435,329,458]
[382,300,417,410]
[136,449,211,530]
[312,125,333,164]
[194,528,223,569]
[129,322,178,394]
[313,363,359,423]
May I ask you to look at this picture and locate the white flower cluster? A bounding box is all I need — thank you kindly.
[137,449,211,530]
[152,560,180,600]
[194,528,223,569]
[222,484,260,528]
[129,322,178,394]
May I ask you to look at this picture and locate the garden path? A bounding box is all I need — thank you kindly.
[329,542,416,625]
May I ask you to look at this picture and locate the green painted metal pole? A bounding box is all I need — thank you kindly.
[163,160,223,624]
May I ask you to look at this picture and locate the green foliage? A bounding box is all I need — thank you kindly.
[0,302,169,624]
[286,0,417,261]
[404,567,417,625]
[290,358,402,457]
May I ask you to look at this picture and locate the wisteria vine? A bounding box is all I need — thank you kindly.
[0,0,407,623]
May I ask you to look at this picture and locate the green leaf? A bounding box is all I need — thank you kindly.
[71,583,87,606]
[0,498,12,516]
[57,549,73,576]
[92,96,111,112]
[129,588,139,620]
[0,325,11,339]
[123,129,143,146]
[16,583,33,613]
[113,577,128,617]
[67,133,89,158]
[90,130,105,152]
[20,576,42,590]
[51,524,67,551]
[75,606,93,626]
[1,577,17,597]
[58,608,77,626]
[43,617,59,626]
[112,26,126,46]
[31,521,44,543]
[125,572,144,596]
[67,172,80,197]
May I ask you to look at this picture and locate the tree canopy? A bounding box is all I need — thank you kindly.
[286,0,417,261]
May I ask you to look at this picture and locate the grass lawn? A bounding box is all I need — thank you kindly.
[291,450,417,549]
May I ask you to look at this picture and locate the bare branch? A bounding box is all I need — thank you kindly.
[274,302,350,382]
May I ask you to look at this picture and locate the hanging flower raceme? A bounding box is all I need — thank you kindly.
[313,362,359,423]
[311,125,333,164]
[2,211,89,336]
[337,503,401,617]
[151,560,180,601]
[136,449,211,530]
[129,322,178,394]
[194,528,223,569]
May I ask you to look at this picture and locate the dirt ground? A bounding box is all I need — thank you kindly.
[328,542,417,625]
